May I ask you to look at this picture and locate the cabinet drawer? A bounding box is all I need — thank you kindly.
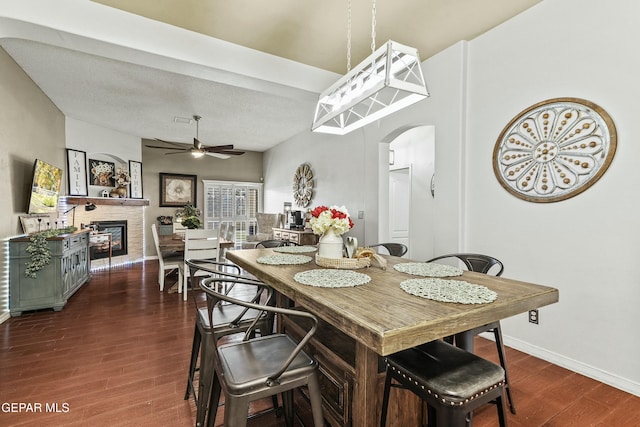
[288,233,300,243]
[273,229,283,239]
[64,233,87,251]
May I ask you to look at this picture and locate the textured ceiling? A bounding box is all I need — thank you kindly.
[92,0,543,74]
[0,0,542,152]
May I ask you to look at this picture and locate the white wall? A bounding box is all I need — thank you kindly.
[0,46,65,322]
[263,130,377,244]
[264,42,468,254]
[65,117,141,197]
[264,0,639,395]
[464,0,639,393]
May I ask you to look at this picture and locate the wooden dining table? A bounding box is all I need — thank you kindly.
[226,248,559,427]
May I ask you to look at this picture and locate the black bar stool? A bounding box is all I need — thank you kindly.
[380,340,508,427]
[426,253,516,414]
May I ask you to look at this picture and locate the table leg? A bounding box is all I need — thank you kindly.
[353,342,379,427]
[455,331,474,352]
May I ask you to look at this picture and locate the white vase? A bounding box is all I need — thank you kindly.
[317,228,344,259]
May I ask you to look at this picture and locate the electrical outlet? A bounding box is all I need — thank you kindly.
[528,309,539,324]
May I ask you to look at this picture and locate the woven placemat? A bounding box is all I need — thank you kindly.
[400,278,497,304]
[273,245,318,254]
[394,262,463,277]
[256,254,312,265]
[294,269,371,288]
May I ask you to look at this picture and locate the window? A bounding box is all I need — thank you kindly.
[203,180,263,246]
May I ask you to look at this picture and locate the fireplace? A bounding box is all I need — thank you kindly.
[91,220,128,259]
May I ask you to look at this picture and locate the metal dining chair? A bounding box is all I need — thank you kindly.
[255,239,287,248]
[369,243,408,257]
[200,276,324,427]
[426,253,515,414]
[183,259,274,427]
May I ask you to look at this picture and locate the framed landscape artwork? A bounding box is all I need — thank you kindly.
[159,173,197,207]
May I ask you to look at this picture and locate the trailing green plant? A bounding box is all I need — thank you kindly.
[25,226,77,279]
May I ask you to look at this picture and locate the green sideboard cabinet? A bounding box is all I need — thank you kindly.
[9,230,91,316]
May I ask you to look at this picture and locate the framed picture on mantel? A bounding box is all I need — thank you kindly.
[66,149,88,196]
[128,160,143,199]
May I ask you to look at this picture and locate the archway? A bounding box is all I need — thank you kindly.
[378,125,435,260]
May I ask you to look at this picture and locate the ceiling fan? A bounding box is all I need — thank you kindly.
[146,115,245,159]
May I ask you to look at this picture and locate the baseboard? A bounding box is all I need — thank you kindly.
[0,311,11,324]
[481,332,640,397]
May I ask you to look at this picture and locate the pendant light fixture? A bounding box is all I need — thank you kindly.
[311,0,429,135]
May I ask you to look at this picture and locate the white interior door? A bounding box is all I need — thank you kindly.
[389,167,410,250]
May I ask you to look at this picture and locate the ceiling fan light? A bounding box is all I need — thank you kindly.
[191,151,205,158]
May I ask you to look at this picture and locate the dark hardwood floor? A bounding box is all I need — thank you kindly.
[0,261,638,426]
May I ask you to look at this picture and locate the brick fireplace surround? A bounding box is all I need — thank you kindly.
[63,197,149,269]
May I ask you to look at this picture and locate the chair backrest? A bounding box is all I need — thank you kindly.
[370,243,408,257]
[255,213,284,232]
[185,258,263,307]
[185,229,220,261]
[249,213,283,241]
[185,258,261,286]
[150,224,164,263]
[200,276,318,385]
[427,253,504,276]
[224,223,236,246]
[256,239,287,248]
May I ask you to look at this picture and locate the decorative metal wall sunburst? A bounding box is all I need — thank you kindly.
[493,97,617,203]
[293,163,314,207]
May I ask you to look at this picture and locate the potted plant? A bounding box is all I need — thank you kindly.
[176,203,201,229]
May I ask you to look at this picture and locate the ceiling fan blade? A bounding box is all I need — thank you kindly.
[216,150,245,156]
[153,138,188,148]
[205,152,231,159]
[204,144,234,151]
[145,145,186,151]
[165,151,189,155]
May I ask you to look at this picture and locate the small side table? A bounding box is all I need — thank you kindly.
[89,232,112,268]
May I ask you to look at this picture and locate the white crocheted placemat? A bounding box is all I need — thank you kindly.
[394,262,463,277]
[294,269,371,288]
[273,245,318,254]
[400,278,497,304]
[256,254,312,265]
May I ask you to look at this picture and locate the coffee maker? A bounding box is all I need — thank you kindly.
[289,210,305,230]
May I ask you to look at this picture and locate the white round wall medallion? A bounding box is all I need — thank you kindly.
[293,163,314,207]
[493,97,617,203]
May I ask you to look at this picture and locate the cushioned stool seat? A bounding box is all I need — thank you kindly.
[380,340,508,427]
